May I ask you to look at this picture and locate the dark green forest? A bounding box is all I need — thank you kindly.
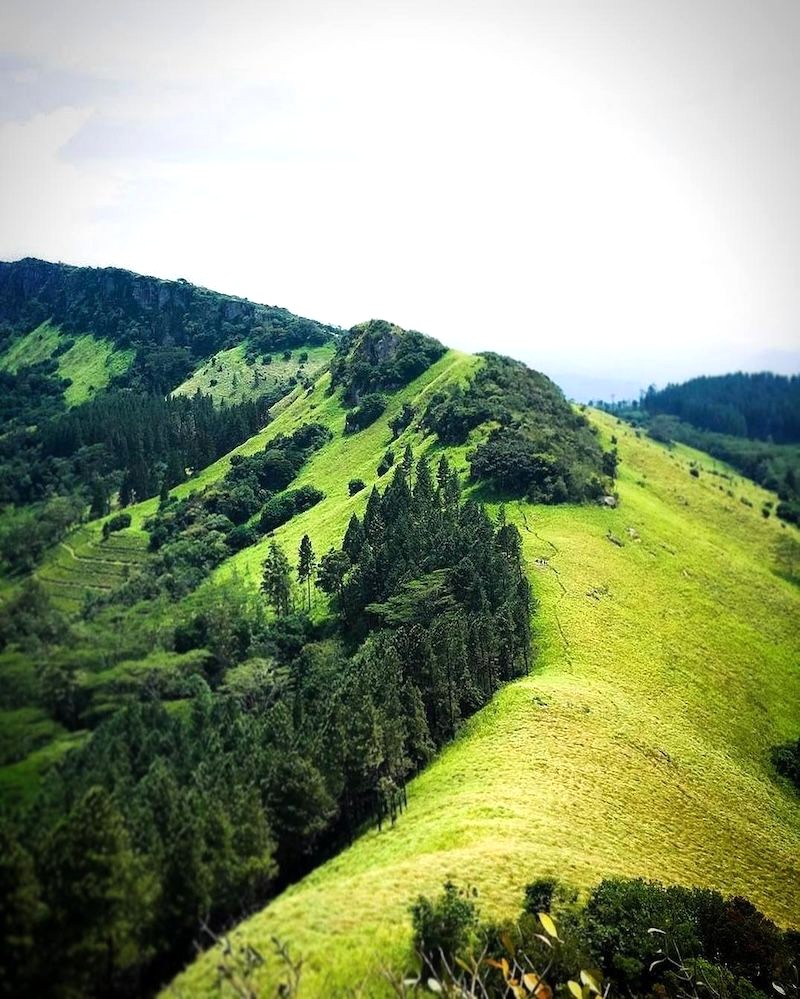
[598,371,800,524]
[642,372,800,442]
[0,455,532,997]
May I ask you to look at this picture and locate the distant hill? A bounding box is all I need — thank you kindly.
[0,258,337,365]
[643,371,800,443]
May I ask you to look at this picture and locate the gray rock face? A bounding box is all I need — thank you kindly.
[0,257,335,356]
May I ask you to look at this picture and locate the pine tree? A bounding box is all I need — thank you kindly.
[297,534,317,610]
[89,478,109,519]
[38,786,154,994]
[343,513,365,561]
[261,541,292,615]
[316,549,351,613]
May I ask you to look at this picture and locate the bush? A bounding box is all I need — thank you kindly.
[348,479,365,496]
[259,486,324,532]
[772,737,800,790]
[344,393,387,433]
[259,493,299,533]
[522,876,559,914]
[293,484,324,512]
[389,402,415,439]
[225,523,260,552]
[377,450,395,476]
[102,513,131,540]
[410,881,479,974]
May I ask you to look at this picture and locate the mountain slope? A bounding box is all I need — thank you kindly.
[170,408,800,995]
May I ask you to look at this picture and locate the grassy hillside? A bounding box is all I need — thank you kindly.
[173,342,334,405]
[36,525,150,613]
[170,409,800,995]
[0,321,134,404]
[2,350,479,797]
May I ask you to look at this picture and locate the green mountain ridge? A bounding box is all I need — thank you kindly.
[168,398,800,995]
[0,261,798,998]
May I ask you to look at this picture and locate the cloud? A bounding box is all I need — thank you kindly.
[0,0,798,387]
[0,107,128,260]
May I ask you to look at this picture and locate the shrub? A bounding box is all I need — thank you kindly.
[348,479,366,496]
[410,881,479,974]
[377,450,395,477]
[260,493,298,533]
[225,523,260,552]
[259,486,324,532]
[102,513,131,540]
[522,876,559,914]
[690,466,700,478]
[293,484,324,512]
[344,393,387,433]
[389,402,415,439]
[772,737,800,790]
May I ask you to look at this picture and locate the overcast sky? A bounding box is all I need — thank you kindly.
[1,0,798,398]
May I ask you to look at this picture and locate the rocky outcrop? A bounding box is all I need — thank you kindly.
[0,257,335,357]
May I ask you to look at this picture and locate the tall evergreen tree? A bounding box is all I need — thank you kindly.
[297,534,317,610]
[261,541,293,616]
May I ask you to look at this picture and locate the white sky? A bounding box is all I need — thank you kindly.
[1,0,798,398]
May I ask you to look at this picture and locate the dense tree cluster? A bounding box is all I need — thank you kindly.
[115,423,332,602]
[423,354,612,502]
[0,387,277,514]
[642,373,800,443]
[0,360,67,430]
[330,319,446,405]
[0,455,531,997]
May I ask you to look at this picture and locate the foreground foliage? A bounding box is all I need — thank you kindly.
[0,456,531,997]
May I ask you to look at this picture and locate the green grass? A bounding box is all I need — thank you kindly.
[0,706,66,767]
[58,333,134,405]
[0,730,86,808]
[36,526,149,612]
[169,411,800,997]
[173,342,335,406]
[0,321,134,405]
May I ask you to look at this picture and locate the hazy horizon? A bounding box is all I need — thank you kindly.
[2,0,799,396]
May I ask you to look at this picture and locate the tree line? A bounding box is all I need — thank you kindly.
[0,453,532,998]
[422,353,614,502]
[642,372,800,443]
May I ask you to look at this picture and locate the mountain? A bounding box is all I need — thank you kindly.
[0,262,798,998]
[642,372,800,443]
[600,371,800,527]
[0,257,337,369]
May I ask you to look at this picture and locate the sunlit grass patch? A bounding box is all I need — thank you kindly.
[169,411,800,997]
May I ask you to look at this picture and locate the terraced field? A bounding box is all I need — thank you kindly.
[37,526,150,612]
[169,406,800,996]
